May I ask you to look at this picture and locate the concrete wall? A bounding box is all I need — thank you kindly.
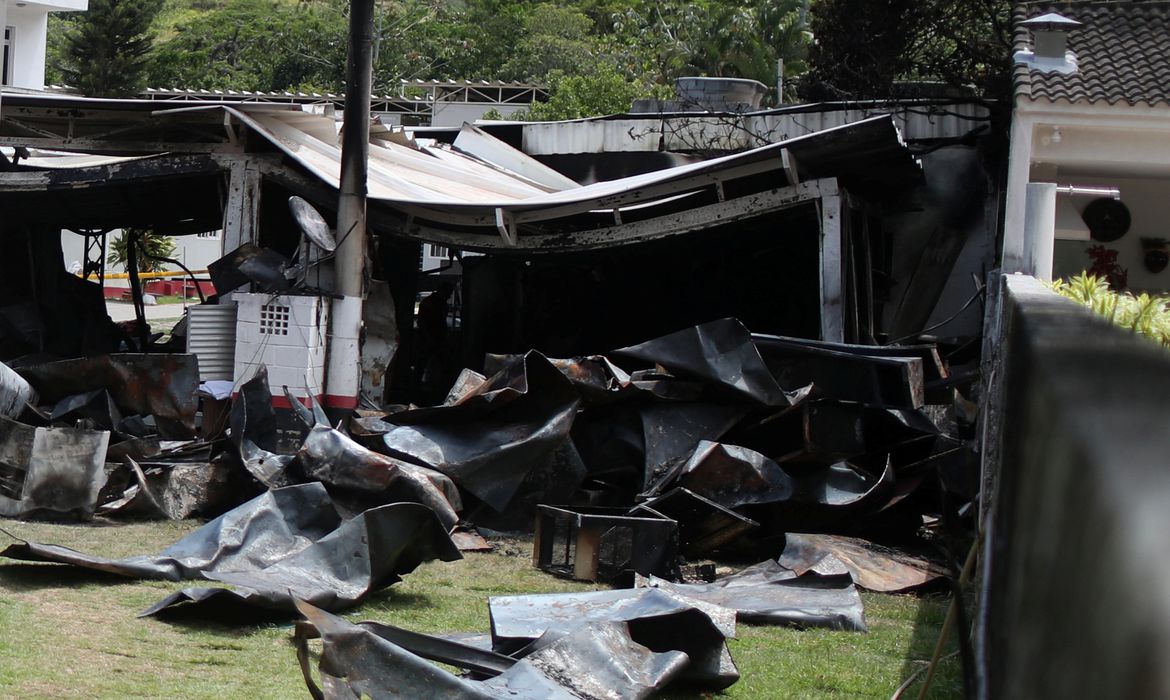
[1052,175,1170,293]
[981,274,1170,699]
[5,3,48,88]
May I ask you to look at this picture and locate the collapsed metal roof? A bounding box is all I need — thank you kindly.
[0,93,921,252]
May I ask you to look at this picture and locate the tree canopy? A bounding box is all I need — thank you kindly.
[46,0,1012,117]
[58,0,163,97]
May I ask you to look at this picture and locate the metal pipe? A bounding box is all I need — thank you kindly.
[1054,184,1120,199]
[326,0,375,415]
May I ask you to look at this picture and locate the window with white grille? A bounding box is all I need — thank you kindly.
[428,244,448,259]
[259,303,290,335]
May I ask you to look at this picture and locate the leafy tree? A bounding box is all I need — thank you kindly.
[801,0,1012,101]
[606,0,810,103]
[107,229,177,273]
[147,0,348,92]
[500,4,597,82]
[58,0,164,96]
[520,65,652,121]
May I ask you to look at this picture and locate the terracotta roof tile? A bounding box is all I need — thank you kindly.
[1014,1,1170,106]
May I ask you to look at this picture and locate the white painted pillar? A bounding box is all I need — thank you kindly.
[819,178,844,342]
[0,0,7,110]
[1022,182,1057,282]
[1002,112,1036,274]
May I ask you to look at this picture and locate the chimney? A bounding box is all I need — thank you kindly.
[1015,12,1082,74]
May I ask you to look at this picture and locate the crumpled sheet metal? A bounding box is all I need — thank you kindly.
[98,455,247,521]
[0,416,109,519]
[295,600,692,700]
[778,533,949,593]
[230,366,296,488]
[297,423,462,530]
[1,483,461,614]
[642,560,868,631]
[752,333,926,409]
[649,440,894,517]
[613,317,810,407]
[488,586,739,691]
[0,360,36,419]
[378,351,580,512]
[16,353,200,438]
[485,353,634,407]
[142,500,460,616]
[639,401,748,491]
[3,483,341,579]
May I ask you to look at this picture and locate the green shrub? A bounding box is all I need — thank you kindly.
[1050,273,1170,348]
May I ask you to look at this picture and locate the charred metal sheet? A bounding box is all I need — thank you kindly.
[753,335,926,409]
[379,351,580,512]
[471,438,587,531]
[0,417,109,519]
[360,280,399,406]
[49,389,122,432]
[441,368,489,406]
[752,333,948,384]
[613,318,809,407]
[778,533,948,593]
[1,483,459,614]
[450,526,493,552]
[488,587,738,690]
[632,488,757,557]
[229,367,295,488]
[3,483,342,579]
[533,504,679,582]
[141,501,460,616]
[639,402,749,491]
[295,600,696,700]
[17,353,200,438]
[643,561,867,631]
[297,423,462,530]
[345,618,515,678]
[728,400,940,465]
[626,370,706,401]
[485,353,634,407]
[655,440,895,517]
[613,316,814,405]
[208,243,291,294]
[0,361,36,419]
[99,456,251,520]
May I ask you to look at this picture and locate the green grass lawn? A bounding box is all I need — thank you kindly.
[0,519,963,699]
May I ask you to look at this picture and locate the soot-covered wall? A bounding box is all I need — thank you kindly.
[459,205,822,371]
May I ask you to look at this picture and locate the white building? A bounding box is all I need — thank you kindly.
[1003,3,1170,292]
[1,0,86,90]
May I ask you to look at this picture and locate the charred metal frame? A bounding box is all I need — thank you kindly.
[533,504,679,582]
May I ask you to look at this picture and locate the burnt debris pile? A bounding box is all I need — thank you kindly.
[0,316,975,698]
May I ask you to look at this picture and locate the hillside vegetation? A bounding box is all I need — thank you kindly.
[46,0,1010,119]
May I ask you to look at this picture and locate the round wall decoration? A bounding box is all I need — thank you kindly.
[1082,198,1132,242]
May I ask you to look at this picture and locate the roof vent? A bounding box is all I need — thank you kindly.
[1015,12,1082,74]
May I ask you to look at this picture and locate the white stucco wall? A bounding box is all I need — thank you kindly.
[2,0,85,89]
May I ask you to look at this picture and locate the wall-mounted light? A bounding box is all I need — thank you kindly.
[1050,126,1062,144]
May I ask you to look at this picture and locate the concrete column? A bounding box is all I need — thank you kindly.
[1002,113,1035,273]
[325,0,374,413]
[1022,182,1057,282]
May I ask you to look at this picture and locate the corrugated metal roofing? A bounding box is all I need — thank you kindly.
[228,105,919,230]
